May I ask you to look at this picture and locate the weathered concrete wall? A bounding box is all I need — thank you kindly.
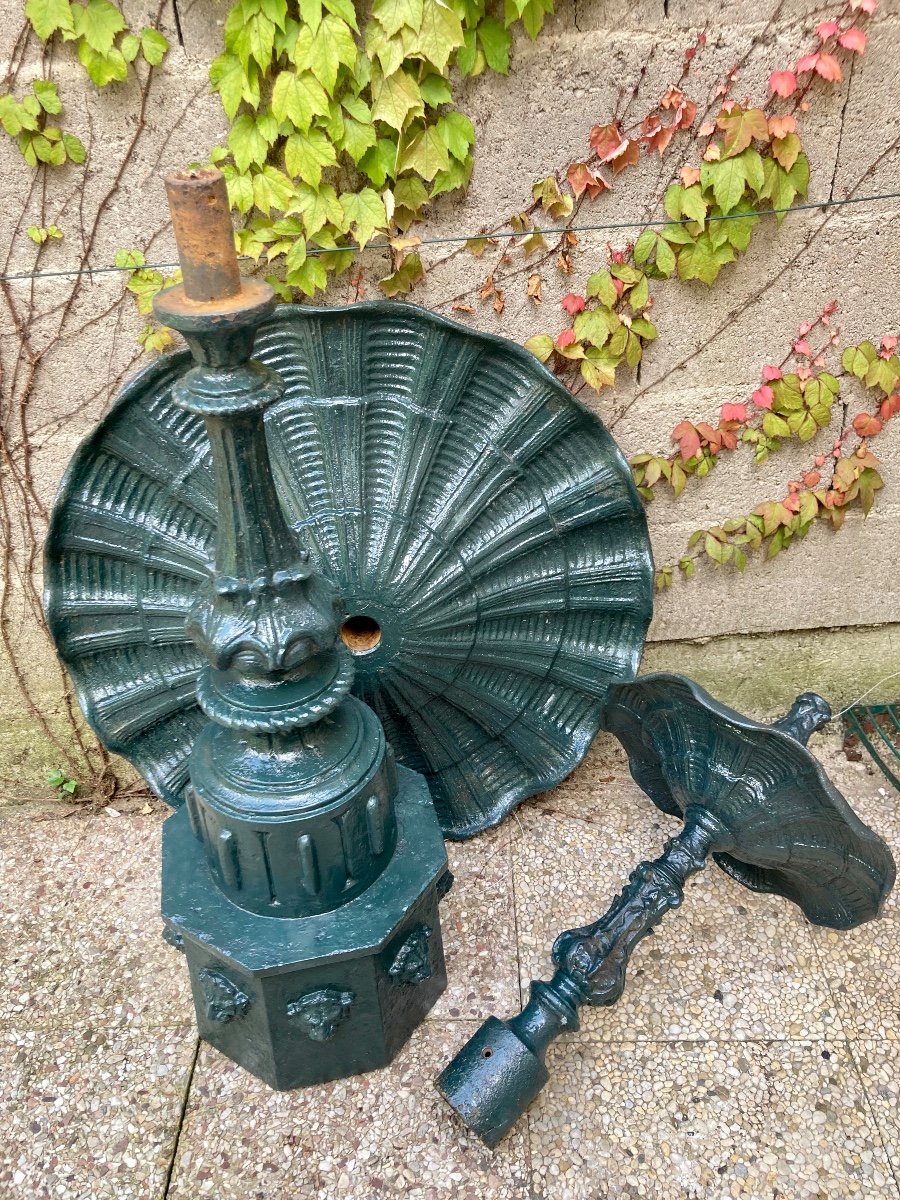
[0,0,898,790]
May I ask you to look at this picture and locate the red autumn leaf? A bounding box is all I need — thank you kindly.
[611,138,641,174]
[719,428,738,450]
[556,328,576,348]
[880,394,900,420]
[695,421,720,446]
[839,26,867,52]
[590,122,627,161]
[853,412,883,437]
[850,0,876,12]
[567,161,607,199]
[680,164,701,187]
[720,402,747,422]
[797,366,812,381]
[796,53,819,73]
[698,119,716,136]
[783,493,801,512]
[803,470,822,487]
[880,333,898,355]
[753,385,775,409]
[798,321,813,336]
[815,20,839,39]
[768,114,797,138]
[769,70,797,97]
[660,86,684,108]
[561,293,586,315]
[762,365,782,382]
[793,339,811,356]
[812,52,843,81]
[814,454,826,467]
[675,100,697,129]
[646,126,675,156]
[672,420,701,461]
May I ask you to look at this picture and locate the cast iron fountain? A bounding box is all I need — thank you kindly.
[105,169,453,1087]
[436,673,895,1146]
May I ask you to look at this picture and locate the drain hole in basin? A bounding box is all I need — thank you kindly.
[340,614,382,655]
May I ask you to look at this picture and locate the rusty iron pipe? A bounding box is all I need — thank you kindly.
[164,167,241,304]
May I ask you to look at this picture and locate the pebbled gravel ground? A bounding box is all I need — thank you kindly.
[1,726,898,1200]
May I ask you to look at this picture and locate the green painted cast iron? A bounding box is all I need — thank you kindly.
[45,167,453,1090]
[436,673,896,1147]
[43,295,653,839]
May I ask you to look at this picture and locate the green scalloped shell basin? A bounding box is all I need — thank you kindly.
[45,302,653,838]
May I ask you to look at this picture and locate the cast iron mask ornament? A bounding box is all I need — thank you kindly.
[436,674,896,1148]
[43,283,652,840]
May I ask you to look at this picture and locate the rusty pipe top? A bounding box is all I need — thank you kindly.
[164,168,242,303]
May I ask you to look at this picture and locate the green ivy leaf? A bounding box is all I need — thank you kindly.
[676,232,734,285]
[252,165,295,214]
[223,166,255,213]
[373,0,423,38]
[680,184,707,225]
[414,0,464,72]
[718,202,758,253]
[298,0,322,30]
[324,0,359,30]
[456,27,480,76]
[271,70,329,131]
[228,112,270,172]
[339,115,378,162]
[420,73,452,105]
[399,123,449,179]
[290,181,345,235]
[359,137,397,187]
[72,0,125,54]
[380,252,425,296]
[288,252,329,296]
[340,187,387,247]
[519,0,552,39]
[585,270,617,307]
[633,229,657,265]
[431,154,471,198]
[654,236,676,276]
[140,26,169,66]
[284,127,337,186]
[120,31,139,60]
[26,0,74,40]
[574,308,613,347]
[477,18,510,72]
[210,53,256,121]
[77,41,128,86]
[437,110,475,161]
[524,333,554,362]
[32,80,62,114]
[372,69,423,130]
[701,155,746,215]
[309,14,358,92]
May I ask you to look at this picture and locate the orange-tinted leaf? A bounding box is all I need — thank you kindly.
[853,412,883,437]
[769,70,797,97]
[561,293,585,315]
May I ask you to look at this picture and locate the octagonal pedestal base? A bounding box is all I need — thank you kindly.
[162,766,450,1089]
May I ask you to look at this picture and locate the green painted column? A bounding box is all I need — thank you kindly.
[154,167,450,1089]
